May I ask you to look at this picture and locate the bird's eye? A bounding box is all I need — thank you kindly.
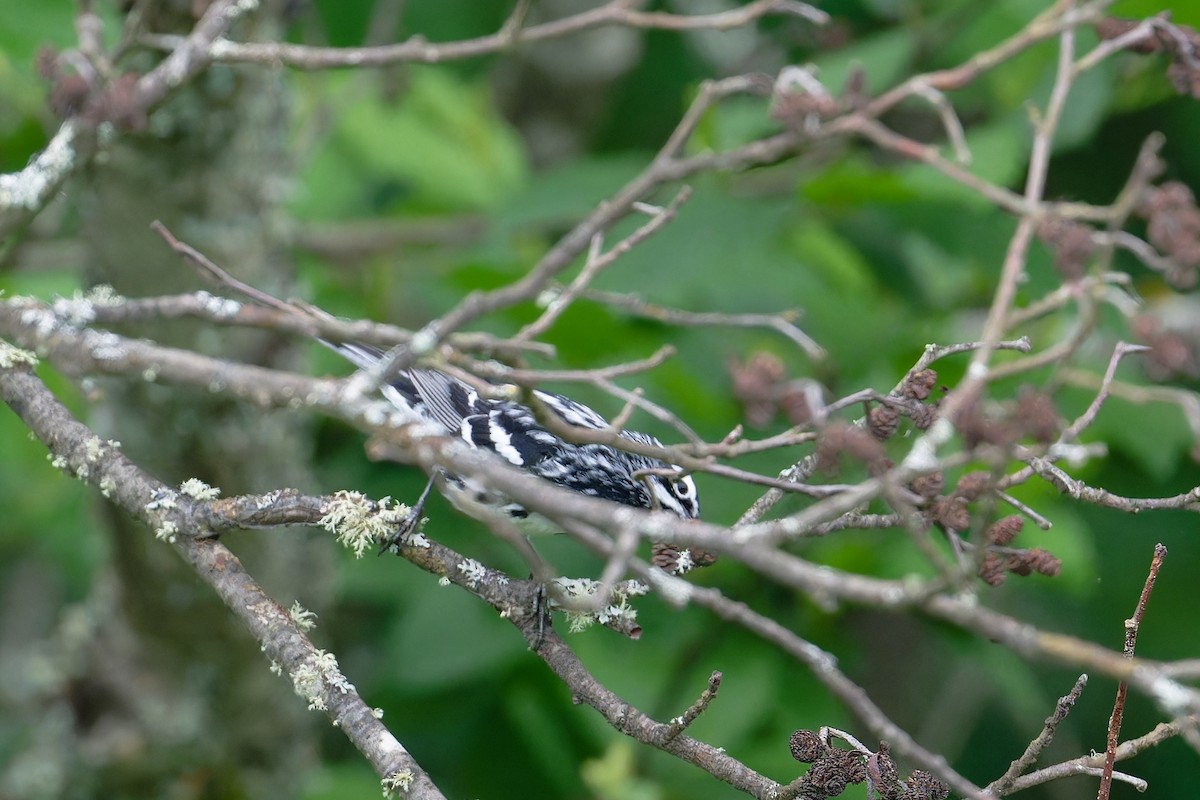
[674,480,690,495]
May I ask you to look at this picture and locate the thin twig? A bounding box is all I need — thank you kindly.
[1004,272,1135,329]
[661,672,723,744]
[460,345,677,386]
[595,377,702,444]
[1098,543,1167,800]
[905,337,1033,378]
[141,1,826,69]
[516,187,693,342]
[898,9,1080,476]
[1061,369,1200,442]
[153,220,298,314]
[1061,341,1152,442]
[908,78,972,164]
[996,490,1053,531]
[576,287,826,360]
[1074,13,1164,75]
[988,674,1088,794]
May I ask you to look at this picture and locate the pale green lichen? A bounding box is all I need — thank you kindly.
[88,331,127,361]
[564,612,595,633]
[315,650,354,695]
[51,286,122,328]
[382,771,414,798]
[0,116,78,212]
[155,520,178,543]
[0,341,38,368]
[671,549,696,574]
[87,284,124,306]
[179,478,221,500]
[292,648,355,713]
[401,529,430,549]
[145,490,181,543]
[457,558,487,589]
[289,601,317,631]
[144,492,177,512]
[195,290,241,319]
[291,663,324,711]
[552,578,649,633]
[318,490,411,558]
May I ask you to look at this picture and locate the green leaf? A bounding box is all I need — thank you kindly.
[939,0,1055,74]
[495,153,647,229]
[293,68,527,217]
[0,0,80,79]
[387,582,524,688]
[504,682,590,795]
[1110,0,1200,26]
[1031,504,1098,596]
[301,762,384,800]
[1048,50,1114,152]
[582,741,663,800]
[901,231,978,309]
[1090,394,1193,482]
[787,218,876,298]
[800,155,919,208]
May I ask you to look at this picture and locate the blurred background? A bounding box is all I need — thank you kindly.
[2,0,1199,798]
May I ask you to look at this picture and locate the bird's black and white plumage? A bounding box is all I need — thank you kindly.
[333,343,699,532]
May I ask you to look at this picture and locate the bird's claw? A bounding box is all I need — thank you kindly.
[378,474,435,555]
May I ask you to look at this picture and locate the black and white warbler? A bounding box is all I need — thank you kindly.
[332,343,700,535]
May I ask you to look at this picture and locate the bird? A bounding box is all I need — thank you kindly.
[328,342,700,541]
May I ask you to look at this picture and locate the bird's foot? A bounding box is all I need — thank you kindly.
[378,474,435,555]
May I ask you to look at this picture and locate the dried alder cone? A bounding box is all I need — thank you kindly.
[1139,181,1200,287]
[900,369,937,401]
[952,470,991,502]
[727,354,1064,586]
[929,495,970,532]
[650,540,718,574]
[787,732,948,800]
[950,385,1060,451]
[816,420,888,476]
[37,46,147,130]
[1035,180,1200,283]
[985,514,1024,546]
[726,351,824,428]
[908,470,944,500]
[924,472,1062,586]
[1095,15,1200,99]
[725,358,943,435]
[1130,313,1200,382]
[1036,217,1096,282]
[727,352,788,427]
[866,404,900,441]
[978,548,1062,587]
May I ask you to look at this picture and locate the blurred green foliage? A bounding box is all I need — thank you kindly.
[2,1,1200,799]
